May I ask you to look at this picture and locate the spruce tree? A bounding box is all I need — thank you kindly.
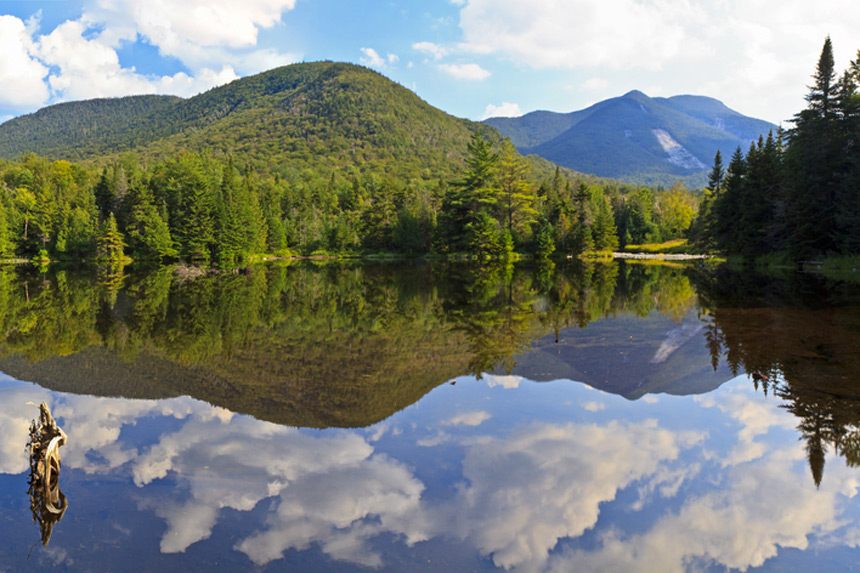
[95,213,126,263]
[785,37,842,255]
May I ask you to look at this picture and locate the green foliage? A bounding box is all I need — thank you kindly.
[0,62,684,262]
[95,213,127,263]
[696,38,860,259]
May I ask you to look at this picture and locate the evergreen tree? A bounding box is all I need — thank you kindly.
[436,132,499,254]
[592,193,619,251]
[495,140,537,242]
[95,213,126,263]
[533,217,555,260]
[708,150,724,193]
[126,184,176,259]
[713,147,746,252]
[571,182,595,253]
[784,37,843,255]
[835,66,860,251]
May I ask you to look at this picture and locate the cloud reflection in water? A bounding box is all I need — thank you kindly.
[2,376,860,571]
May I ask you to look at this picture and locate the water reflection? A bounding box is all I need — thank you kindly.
[1,261,860,569]
[0,260,703,428]
[692,265,860,487]
[2,374,860,571]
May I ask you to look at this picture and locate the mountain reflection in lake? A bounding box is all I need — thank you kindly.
[2,260,860,571]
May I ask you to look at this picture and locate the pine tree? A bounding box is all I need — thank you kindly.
[713,147,746,252]
[126,184,176,259]
[592,193,619,251]
[95,213,126,263]
[495,140,537,242]
[784,37,843,255]
[708,150,724,193]
[436,131,499,254]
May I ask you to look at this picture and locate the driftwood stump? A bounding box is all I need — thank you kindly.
[26,402,68,548]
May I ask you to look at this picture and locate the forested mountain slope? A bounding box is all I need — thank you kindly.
[485,91,776,187]
[0,62,497,181]
[0,95,181,160]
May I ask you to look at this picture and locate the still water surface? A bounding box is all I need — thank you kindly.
[2,260,860,571]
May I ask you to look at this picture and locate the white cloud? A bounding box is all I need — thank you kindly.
[439,62,490,80]
[457,0,707,70]
[0,15,50,108]
[483,374,523,389]
[583,77,609,91]
[413,41,448,60]
[443,411,491,427]
[481,101,522,120]
[582,400,605,412]
[548,447,852,573]
[6,375,860,571]
[450,0,860,122]
[31,19,242,103]
[154,66,240,98]
[359,47,398,69]
[36,20,161,101]
[429,420,704,570]
[360,47,384,67]
[81,0,297,70]
[0,0,299,114]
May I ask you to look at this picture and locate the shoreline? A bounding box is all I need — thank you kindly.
[612,252,714,260]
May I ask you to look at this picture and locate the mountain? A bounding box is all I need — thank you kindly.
[0,62,500,181]
[510,311,735,400]
[484,91,778,187]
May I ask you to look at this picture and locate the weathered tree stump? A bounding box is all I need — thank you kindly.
[26,402,68,548]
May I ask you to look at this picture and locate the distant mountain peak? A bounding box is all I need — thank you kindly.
[622,89,649,99]
[484,90,776,187]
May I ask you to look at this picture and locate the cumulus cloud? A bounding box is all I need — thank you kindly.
[9,372,860,572]
[582,400,606,412]
[583,77,609,91]
[36,20,165,101]
[427,420,704,570]
[547,447,853,572]
[81,0,297,71]
[451,0,860,123]
[360,47,398,69]
[541,383,859,573]
[359,47,384,67]
[695,386,796,466]
[439,62,490,80]
[236,454,427,566]
[2,386,424,568]
[457,0,707,70]
[0,15,49,109]
[483,374,523,389]
[413,41,448,60]
[0,0,298,114]
[443,411,491,427]
[481,101,522,119]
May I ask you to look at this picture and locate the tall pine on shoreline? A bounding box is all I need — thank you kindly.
[697,37,860,259]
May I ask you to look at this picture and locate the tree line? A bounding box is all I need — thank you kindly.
[0,139,699,264]
[693,37,860,259]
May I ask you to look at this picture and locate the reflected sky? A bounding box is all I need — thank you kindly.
[3,366,860,572]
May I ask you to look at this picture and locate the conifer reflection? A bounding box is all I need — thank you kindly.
[692,265,860,486]
[0,260,701,427]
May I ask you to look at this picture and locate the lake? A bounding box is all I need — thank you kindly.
[3,259,860,571]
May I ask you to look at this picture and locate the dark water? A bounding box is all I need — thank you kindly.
[3,260,860,571]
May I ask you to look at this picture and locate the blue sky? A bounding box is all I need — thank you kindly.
[1,0,858,127]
